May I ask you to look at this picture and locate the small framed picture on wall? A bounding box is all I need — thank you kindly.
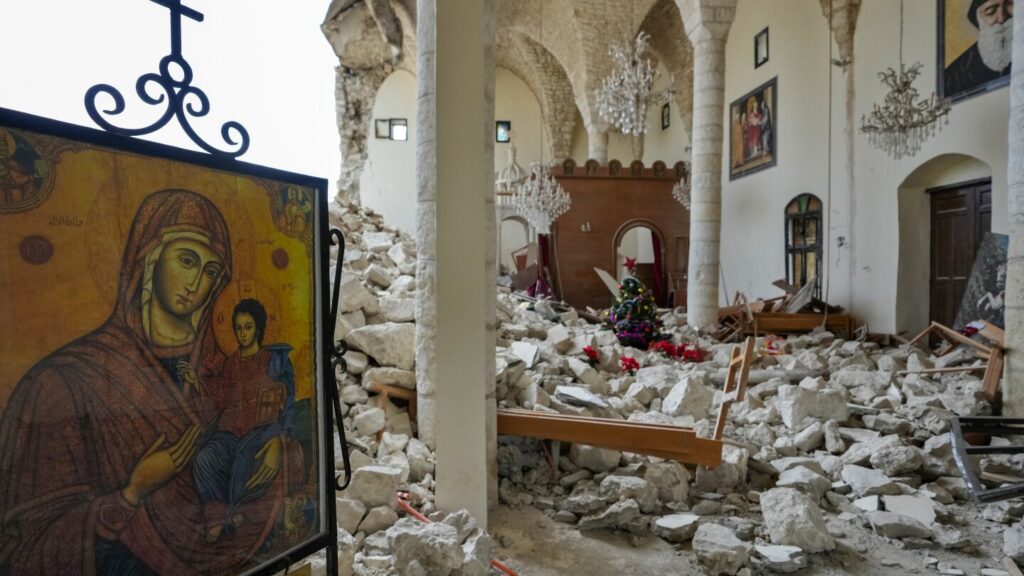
[374,119,390,139]
[755,27,769,68]
[661,103,670,130]
[496,120,511,143]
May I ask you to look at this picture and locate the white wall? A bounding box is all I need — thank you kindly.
[360,70,418,234]
[850,0,1009,333]
[569,64,691,166]
[720,0,1010,333]
[720,0,831,306]
[362,67,545,236]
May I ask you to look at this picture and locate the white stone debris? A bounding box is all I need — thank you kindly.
[325,198,1011,575]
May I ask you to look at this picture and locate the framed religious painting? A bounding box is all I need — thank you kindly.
[729,77,777,180]
[938,0,1013,103]
[0,107,337,576]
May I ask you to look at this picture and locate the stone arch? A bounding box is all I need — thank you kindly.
[896,153,992,334]
[640,0,694,135]
[498,215,532,274]
[612,218,667,284]
[497,32,577,162]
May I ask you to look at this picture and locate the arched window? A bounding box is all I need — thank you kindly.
[785,194,823,297]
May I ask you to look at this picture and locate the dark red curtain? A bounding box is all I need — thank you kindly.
[529,233,553,298]
[651,232,665,306]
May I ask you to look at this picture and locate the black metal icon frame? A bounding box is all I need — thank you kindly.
[84,0,251,158]
[0,107,342,576]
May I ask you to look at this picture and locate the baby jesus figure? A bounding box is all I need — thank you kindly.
[181,298,296,543]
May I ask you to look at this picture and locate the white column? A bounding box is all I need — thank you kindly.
[415,0,490,522]
[1004,10,1024,416]
[678,0,736,329]
[482,0,499,511]
[587,125,609,164]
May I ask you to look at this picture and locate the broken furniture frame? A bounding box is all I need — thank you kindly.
[950,416,1024,503]
[496,337,755,468]
[906,321,1004,403]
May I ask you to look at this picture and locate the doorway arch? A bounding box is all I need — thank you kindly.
[612,219,668,305]
[896,153,992,334]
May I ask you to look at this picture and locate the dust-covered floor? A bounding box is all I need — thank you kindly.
[490,505,1011,576]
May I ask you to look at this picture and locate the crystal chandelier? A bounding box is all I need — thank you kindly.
[671,176,690,210]
[595,31,671,136]
[860,0,950,160]
[510,0,571,235]
[512,163,571,235]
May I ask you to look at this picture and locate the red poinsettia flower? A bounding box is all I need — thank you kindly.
[620,356,640,374]
[582,345,599,366]
[681,345,705,363]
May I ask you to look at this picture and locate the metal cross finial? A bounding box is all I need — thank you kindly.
[149,0,204,57]
[84,0,250,158]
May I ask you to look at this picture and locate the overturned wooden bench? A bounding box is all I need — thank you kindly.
[497,337,755,468]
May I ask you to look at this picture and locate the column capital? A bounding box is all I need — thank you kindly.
[819,0,862,63]
[676,0,737,45]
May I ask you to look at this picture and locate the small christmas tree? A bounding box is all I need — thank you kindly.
[609,276,665,350]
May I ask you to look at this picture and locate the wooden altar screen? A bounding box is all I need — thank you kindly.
[549,159,690,310]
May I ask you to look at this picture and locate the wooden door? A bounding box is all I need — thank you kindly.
[929,180,991,328]
[671,236,689,308]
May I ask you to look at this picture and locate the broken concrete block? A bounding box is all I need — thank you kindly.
[364,367,416,390]
[336,497,367,535]
[777,384,849,429]
[841,465,901,497]
[577,498,641,531]
[569,443,621,473]
[883,494,936,526]
[754,545,807,574]
[760,487,835,553]
[348,465,402,509]
[654,513,701,542]
[546,324,573,353]
[693,523,753,575]
[390,520,465,575]
[867,510,933,539]
[511,341,540,368]
[793,421,824,452]
[635,365,681,398]
[644,461,690,504]
[567,357,609,394]
[662,373,714,418]
[599,475,659,514]
[869,445,923,476]
[354,407,386,437]
[776,466,832,500]
[554,385,608,409]
[345,323,416,370]
[1004,522,1024,563]
[359,505,399,535]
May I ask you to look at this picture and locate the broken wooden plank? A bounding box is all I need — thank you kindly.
[783,281,816,314]
[496,409,724,467]
[747,312,854,339]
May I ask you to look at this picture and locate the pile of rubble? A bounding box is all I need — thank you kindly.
[323,197,1023,575]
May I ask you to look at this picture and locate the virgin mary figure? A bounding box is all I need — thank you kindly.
[0,189,301,575]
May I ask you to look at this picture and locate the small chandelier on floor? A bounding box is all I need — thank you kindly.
[595,30,671,136]
[512,162,571,234]
[860,0,950,160]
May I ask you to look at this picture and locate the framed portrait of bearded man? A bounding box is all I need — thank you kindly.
[0,107,336,576]
[938,0,1014,102]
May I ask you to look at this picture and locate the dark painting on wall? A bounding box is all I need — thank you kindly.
[0,108,333,576]
[955,232,1008,329]
[938,0,1013,103]
[729,77,777,180]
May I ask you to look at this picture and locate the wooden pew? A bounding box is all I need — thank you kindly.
[497,337,755,468]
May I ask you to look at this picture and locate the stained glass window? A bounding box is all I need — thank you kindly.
[785,194,823,297]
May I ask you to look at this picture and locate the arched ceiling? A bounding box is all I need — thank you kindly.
[323,0,696,139]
